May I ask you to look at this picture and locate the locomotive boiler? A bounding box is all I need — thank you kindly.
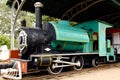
[19,21,90,59]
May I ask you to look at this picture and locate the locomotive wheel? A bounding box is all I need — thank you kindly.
[47,62,63,74]
[72,56,84,70]
[92,58,99,67]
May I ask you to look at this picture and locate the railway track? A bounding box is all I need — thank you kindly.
[22,62,120,80]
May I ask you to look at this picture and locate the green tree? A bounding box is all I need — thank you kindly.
[0,1,59,49]
[0,35,11,49]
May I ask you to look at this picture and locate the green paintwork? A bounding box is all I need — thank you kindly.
[51,41,84,52]
[77,20,111,55]
[107,40,111,48]
[50,21,89,42]
[98,22,108,56]
[74,20,99,53]
[76,20,116,61]
[49,20,89,52]
[106,39,116,61]
[49,20,116,61]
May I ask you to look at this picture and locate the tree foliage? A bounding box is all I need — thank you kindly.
[0,35,10,49]
[0,2,59,34]
[0,3,11,34]
[0,2,59,48]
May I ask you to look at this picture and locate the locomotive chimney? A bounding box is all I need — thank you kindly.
[34,2,43,29]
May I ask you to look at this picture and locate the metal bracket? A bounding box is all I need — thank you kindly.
[97,12,120,23]
[2,61,22,80]
[62,0,104,21]
[11,0,26,49]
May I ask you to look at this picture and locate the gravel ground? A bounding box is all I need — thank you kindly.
[61,68,120,80]
[1,62,120,80]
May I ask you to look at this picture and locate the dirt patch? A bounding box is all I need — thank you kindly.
[1,63,120,80]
